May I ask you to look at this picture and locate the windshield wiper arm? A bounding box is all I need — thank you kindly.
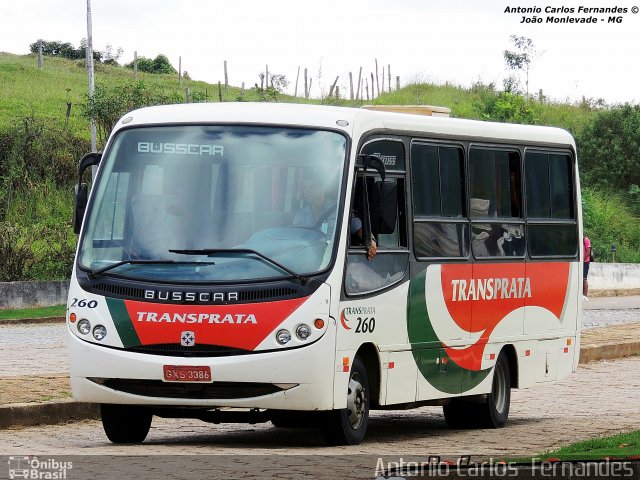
[169,248,304,282]
[87,259,215,279]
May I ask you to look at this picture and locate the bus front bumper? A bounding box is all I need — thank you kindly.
[68,328,336,411]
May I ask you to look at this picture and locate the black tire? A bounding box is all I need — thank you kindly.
[477,350,511,428]
[270,410,322,428]
[100,404,152,443]
[443,351,511,429]
[443,399,474,429]
[321,356,370,445]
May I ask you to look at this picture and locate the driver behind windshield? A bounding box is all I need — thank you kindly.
[293,171,337,236]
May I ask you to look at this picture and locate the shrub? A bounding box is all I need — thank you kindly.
[0,223,35,281]
[83,82,182,146]
[578,104,640,191]
[0,117,89,220]
[582,187,640,263]
[124,55,177,74]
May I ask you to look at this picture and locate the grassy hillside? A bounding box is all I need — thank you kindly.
[1,52,597,140]
[0,52,637,281]
[0,52,297,139]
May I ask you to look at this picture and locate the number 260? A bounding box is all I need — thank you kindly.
[70,298,98,308]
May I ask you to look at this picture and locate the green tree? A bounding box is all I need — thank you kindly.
[125,54,177,74]
[504,35,538,97]
[578,104,640,191]
[30,39,102,62]
[472,82,536,124]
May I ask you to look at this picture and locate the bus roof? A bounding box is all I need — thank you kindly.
[115,102,576,148]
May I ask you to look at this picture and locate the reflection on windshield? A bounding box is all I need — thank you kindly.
[79,126,347,282]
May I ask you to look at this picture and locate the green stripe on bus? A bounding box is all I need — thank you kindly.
[106,297,141,347]
[407,269,491,394]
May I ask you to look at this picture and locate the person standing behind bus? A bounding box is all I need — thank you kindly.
[583,236,592,300]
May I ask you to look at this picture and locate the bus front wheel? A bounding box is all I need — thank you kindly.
[321,356,369,445]
[100,404,152,443]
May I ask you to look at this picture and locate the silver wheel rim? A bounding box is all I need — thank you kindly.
[493,361,507,414]
[347,372,367,430]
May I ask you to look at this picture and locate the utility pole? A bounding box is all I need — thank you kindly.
[86,0,97,164]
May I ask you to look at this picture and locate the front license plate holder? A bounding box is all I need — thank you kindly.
[163,365,212,383]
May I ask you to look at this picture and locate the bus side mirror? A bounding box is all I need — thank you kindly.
[356,154,386,180]
[373,180,398,235]
[73,152,101,234]
[73,183,89,234]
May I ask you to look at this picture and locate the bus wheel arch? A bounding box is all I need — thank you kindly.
[501,343,519,389]
[355,342,381,408]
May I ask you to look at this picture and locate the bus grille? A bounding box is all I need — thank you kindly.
[88,378,285,399]
[94,283,145,299]
[91,283,297,304]
[125,344,250,357]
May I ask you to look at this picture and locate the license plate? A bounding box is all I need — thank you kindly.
[163,365,212,383]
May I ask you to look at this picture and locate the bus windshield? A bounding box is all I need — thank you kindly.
[78,126,347,282]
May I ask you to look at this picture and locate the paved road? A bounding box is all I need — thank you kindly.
[1,356,639,479]
[0,297,638,377]
[581,295,640,328]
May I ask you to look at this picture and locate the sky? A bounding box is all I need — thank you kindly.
[1,0,638,104]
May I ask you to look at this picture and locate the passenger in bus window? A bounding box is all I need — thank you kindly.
[350,215,377,260]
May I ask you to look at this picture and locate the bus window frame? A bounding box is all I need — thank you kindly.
[344,136,410,298]
[409,139,470,262]
[523,147,579,260]
[76,123,354,286]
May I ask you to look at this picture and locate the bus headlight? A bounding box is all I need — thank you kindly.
[77,319,91,335]
[276,329,291,345]
[92,325,107,341]
[296,324,311,340]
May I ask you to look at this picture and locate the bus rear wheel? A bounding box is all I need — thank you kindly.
[100,404,152,443]
[443,351,511,429]
[321,356,369,445]
[479,350,511,428]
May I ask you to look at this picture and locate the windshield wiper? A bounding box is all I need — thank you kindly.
[86,259,215,279]
[169,248,305,283]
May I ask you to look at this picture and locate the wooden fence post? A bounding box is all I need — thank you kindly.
[375,59,379,97]
[388,64,391,92]
[179,56,182,85]
[396,76,400,91]
[294,66,300,97]
[218,81,222,102]
[133,51,138,77]
[224,60,228,88]
[304,68,308,99]
[37,40,43,69]
[349,72,354,100]
[329,76,339,98]
[355,67,362,100]
[371,73,375,98]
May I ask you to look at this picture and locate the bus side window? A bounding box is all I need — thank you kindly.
[411,143,468,259]
[346,175,408,296]
[469,147,524,258]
